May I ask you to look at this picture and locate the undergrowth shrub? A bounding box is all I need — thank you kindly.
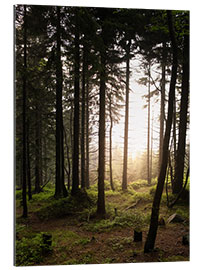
[36,190,95,220]
[15,232,52,266]
[85,211,147,232]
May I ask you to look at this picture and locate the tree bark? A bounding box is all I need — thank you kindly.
[159,42,166,172]
[173,34,189,194]
[144,10,178,252]
[55,6,67,198]
[22,4,28,217]
[72,9,80,195]
[173,95,177,173]
[97,50,106,216]
[147,60,151,185]
[43,135,48,185]
[27,119,32,200]
[85,79,90,189]
[81,45,87,189]
[150,113,153,181]
[34,100,41,193]
[109,93,115,191]
[122,39,131,190]
[64,126,71,190]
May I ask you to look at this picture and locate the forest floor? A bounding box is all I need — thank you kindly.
[15,179,189,266]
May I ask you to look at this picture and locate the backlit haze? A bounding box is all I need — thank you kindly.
[112,60,160,160]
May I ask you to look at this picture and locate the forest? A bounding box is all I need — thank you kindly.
[15,4,189,266]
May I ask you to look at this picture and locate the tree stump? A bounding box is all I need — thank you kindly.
[134,230,142,242]
[182,234,189,245]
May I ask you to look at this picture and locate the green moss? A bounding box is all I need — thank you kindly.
[84,210,147,232]
[35,190,94,220]
[15,232,52,266]
[107,236,133,251]
[161,255,188,262]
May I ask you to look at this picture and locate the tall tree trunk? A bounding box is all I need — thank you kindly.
[159,42,166,172]
[97,50,106,216]
[173,95,177,172]
[39,117,43,186]
[55,6,67,198]
[85,80,90,189]
[173,34,189,194]
[122,39,131,191]
[150,112,153,181]
[35,101,41,193]
[147,61,151,185]
[22,4,28,217]
[27,119,32,200]
[109,93,115,191]
[144,10,178,252]
[72,9,80,195]
[43,135,48,184]
[81,45,87,189]
[64,126,71,190]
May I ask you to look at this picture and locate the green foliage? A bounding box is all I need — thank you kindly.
[149,185,157,196]
[65,252,94,265]
[52,228,90,247]
[85,210,147,232]
[161,255,188,262]
[176,207,189,220]
[107,236,133,252]
[15,189,22,200]
[15,223,26,240]
[36,190,94,220]
[15,232,52,266]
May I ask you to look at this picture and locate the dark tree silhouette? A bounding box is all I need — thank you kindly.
[173,33,189,194]
[108,93,115,191]
[72,8,80,195]
[55,6,68,198]
[81,44,87,189]
[144,10,178,252]
[97,47,106,216]
[22,4,28,217]
[85,79,90,189]
[147,60,151,185]
[122,39,131,191]
[159,42,166,171]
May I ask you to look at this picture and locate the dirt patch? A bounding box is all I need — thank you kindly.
[26,213,189,265]
[16,184,189,265]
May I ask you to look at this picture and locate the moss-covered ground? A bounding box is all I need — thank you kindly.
[15,180,189,266]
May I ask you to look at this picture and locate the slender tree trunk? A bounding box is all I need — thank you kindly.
[85,80,90,189]
[70,99,73,174]
[39,117,43,186]
[81,45,87,189]
[122,39,131,190]
[55,6,67,198]
[35,101,41,193]
[64,126,71,190]
[173,95,177,171]
[97,50,106,216]
[159,42,166,171]
[147,61,151,185]
[150,112,153,181]
[43,135,48,184]
[72,9,80,195]
[27,120,32,200]
[144,10,178,252]
[173,34,189,194]
[109,93,115,191]
[22,4,28,217]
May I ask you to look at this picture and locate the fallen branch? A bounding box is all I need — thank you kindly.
[124,199,142,211]
[39,177,51,192]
